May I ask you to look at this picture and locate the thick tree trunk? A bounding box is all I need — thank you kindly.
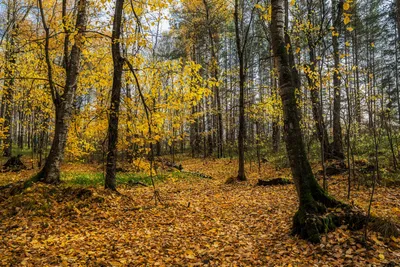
[105,0,124,190]
[332,0,345,160]
[36,105,70,183]
[35,0,87,184]
[271,0,341,243]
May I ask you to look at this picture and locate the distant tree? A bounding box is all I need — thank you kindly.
[331,0,345,160]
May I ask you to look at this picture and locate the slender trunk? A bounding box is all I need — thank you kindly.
[105,0,125,190]
[395,27,400,125]
[235,0,246,181]
[353,10,362,124]
[3,6,16,157]
[307,37,331,157]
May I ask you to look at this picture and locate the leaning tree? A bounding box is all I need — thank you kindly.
[270,0,360,243]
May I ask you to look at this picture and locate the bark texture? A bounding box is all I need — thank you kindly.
[271,0,341,243]
[234,0,247,181]
[331,0,345,160]
[105,0,125,190]
[35,0,88,184]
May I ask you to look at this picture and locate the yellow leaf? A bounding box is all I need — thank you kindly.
[378,254,385,260]
[185,250,196,259]
[344,16,351,25]
[343,2,350,11]
[347,27,354,32]
[290,0,296,6]
[255,4,265,11]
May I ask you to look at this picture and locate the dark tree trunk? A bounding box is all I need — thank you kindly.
[271,0,341,243]
[37,105,71,183]
[397,0,400,32]
[35,0,88,184]
[332,0,345,160]
[234,0,247,181]
[272,121,280,153]
[105,0,124,190]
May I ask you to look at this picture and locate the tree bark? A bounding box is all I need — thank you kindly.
[234,0,247,181]
[397,0,400,32]
[35,0,88,184]
[3,1,16,157]
[331,0,345,160]
[105,0,125,190]
[271,0,340,243]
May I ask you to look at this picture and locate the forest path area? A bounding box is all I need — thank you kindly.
[0,158,399,266]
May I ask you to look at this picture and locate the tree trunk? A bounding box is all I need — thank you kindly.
[235,0,246,181]
[35,0,88,184]
[105,0,124,190]
[397,0,400,32]
[202,0,224,158]
[3,6,16,157]
[36,105,70,183]
[353,8,362,124]
[332,0,345,160]
[271,0,341,243]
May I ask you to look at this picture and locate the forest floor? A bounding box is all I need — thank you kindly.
[0,157,399,266]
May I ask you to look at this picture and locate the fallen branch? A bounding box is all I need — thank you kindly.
[256,178,293,186]
[181,170,213,179]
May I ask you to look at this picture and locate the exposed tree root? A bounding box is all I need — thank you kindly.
[292,200,400,243]
[292,205,367,243]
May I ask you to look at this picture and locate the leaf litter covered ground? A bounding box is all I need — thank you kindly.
[0,158,399,266]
